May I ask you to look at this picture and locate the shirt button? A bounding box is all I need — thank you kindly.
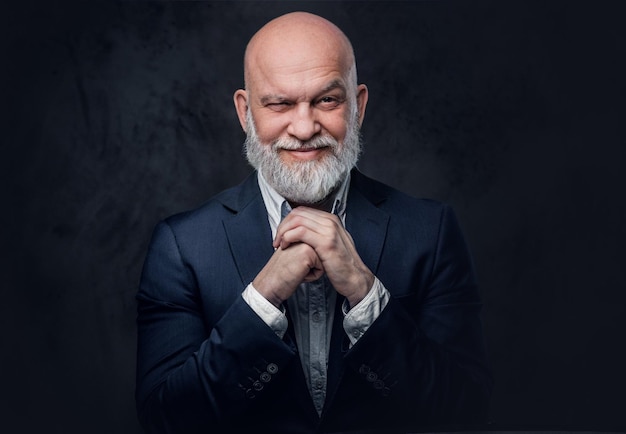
[312,312,321,322]
[352,329,360,338]
[267,363,278,374]
[315,379,324,390]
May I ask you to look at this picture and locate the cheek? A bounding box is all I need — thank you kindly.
[321,114,349,142]
[251,113,287,143]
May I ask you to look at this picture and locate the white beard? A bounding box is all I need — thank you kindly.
[244,109,362,204]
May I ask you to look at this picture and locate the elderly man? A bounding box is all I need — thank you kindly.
[136,12,492,434]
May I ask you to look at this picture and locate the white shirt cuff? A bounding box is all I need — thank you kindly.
[241,283,288,339]
[342,277,390,346]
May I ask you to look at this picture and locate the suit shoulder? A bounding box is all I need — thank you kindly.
[163,194,226,230]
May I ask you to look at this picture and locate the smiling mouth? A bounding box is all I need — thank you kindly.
[280,146,330,161]
[291,146,327,152]
[280,145,329,152]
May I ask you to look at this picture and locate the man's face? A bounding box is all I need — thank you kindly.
[247,60,354,156]
[238,48,367,204]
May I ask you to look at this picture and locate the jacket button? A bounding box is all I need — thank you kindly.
[359,364,370,375]
[366,371,378,382]
[382,387,391,397]
[260,372,272,383]
[253,381,264,391]
[267,363,278,374]
[245,389,256,399]
[373,380,384,390]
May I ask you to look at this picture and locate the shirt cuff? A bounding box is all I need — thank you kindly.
[241,283,288,339]
[342,277,390,346]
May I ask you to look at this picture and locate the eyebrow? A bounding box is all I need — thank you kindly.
[259,79,347,105]
[320,79,346,95]
[260,94,288,105]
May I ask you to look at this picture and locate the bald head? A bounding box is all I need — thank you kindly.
[243,12,357,91]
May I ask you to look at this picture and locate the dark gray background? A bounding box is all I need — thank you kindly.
[3,1,625,433]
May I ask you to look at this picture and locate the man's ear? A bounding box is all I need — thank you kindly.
[233,89,249,132]
[356,84,369,126]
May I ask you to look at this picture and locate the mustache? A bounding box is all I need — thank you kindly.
[272,135,339,152]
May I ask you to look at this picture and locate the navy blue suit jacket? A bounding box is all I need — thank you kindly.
[136,170,492,433]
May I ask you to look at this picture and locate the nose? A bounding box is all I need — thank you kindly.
[286,103,321,141]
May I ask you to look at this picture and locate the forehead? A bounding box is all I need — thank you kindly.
[250,52,348,99]
[244,18,353,98]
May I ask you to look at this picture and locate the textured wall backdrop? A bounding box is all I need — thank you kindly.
[3,1,626,433]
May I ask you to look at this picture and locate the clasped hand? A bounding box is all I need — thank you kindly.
[253,207,374,308]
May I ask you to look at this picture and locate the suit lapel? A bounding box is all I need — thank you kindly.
[221,173,275,287]
[345,170,390,275]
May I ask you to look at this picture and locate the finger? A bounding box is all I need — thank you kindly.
[278,223,331,251]
[302,254,324,282]
[303,267,324,282]
[274,208,330,247]
[274,207,342,248]
[280,218,352,255]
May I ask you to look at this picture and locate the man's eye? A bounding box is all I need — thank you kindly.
[266,102,291,111]
[317,96,341,108]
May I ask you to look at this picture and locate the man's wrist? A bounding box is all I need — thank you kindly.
[342,278,390,346]
[345,270,375,308]
[252,276,284,308]
[242,283,287,338]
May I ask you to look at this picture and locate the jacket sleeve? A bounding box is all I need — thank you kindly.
[135,221,297,433]
[338,204,492,429]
